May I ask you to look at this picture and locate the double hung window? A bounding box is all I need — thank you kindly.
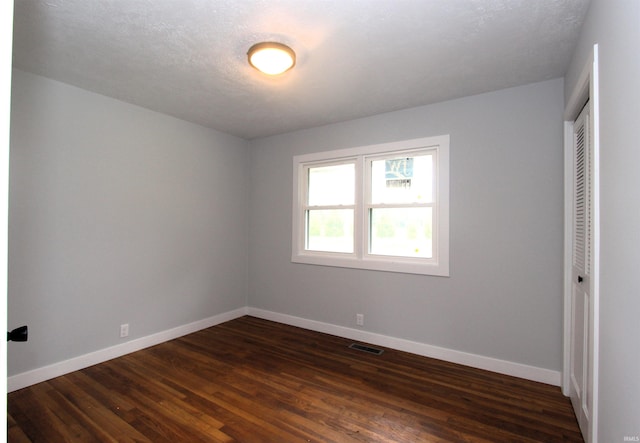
[292,135,449,276]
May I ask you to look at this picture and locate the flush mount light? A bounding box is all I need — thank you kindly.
[247,42,296,75]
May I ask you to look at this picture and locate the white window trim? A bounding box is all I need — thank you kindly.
[292,135,449,276]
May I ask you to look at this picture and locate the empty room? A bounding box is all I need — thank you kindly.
[3,1,639,442]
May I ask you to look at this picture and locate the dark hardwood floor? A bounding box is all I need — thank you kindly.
[8,316,583,442]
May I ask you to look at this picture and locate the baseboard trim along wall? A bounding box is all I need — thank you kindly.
[7,307,249,392]
[8,306,561,392]
[247,308,562,387]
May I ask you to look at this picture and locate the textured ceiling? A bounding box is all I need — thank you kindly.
[12,0,590,140]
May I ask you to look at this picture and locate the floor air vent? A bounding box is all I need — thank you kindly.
[349,343,384,355]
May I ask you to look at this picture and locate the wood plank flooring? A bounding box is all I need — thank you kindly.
[8,316,583,442]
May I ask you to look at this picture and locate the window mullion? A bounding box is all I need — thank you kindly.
[354,156,365,259]
[363,155,371,258]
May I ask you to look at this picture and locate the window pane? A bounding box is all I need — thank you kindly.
[306,209,354,253]
[370,154,433,204]
[308,163,355,206]
[369,207,432,258]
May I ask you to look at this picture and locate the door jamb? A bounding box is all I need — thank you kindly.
[563,44,600,443]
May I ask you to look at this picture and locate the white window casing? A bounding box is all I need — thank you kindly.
[292,135,449,276]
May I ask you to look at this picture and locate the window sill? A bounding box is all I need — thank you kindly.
[291,253,449,277]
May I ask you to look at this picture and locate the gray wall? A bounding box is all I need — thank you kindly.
[248,78,565,371]
[9,71,567,380]
[8,70,249,375]
[565,0,640,440]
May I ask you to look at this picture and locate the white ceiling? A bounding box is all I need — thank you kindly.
[12,0,590,140]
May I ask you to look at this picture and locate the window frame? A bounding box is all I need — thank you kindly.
[364,148,437,260]
[303,158,357,255]
[292,135,449,276]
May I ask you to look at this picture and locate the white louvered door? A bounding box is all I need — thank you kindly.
[570,102,592,438]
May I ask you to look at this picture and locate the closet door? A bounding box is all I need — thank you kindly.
[569,102,593,438]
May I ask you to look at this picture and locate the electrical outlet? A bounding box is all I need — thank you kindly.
[356,314,364,326]
[120,323,129,338]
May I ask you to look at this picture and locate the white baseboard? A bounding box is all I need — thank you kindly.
[8,306,561,392]
[7,307,248,392]
[247,307,561,386]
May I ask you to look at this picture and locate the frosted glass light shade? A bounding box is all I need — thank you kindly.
[248,42,296,75]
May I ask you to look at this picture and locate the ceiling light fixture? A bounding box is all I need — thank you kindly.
[247,42,296,76]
